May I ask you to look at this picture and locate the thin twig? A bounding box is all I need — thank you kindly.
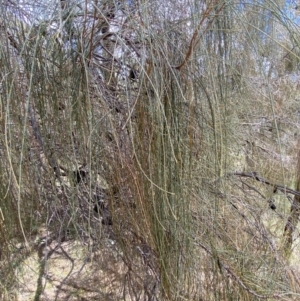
[195,241,288,300]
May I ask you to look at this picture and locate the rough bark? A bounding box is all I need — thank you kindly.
[282,146,300,258]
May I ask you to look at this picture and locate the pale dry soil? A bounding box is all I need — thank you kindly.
[15,237,127,301]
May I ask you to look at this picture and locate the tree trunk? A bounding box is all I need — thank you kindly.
[282,146,300,258]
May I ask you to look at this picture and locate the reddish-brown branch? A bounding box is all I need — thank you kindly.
[174,0,225,71]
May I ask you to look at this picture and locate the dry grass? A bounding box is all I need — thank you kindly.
[1,1,300,300]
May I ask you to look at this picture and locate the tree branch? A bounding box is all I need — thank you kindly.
[230,171,300,197]
[174,0,225,71]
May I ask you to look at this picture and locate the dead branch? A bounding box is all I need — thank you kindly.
[230,171,300,197]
